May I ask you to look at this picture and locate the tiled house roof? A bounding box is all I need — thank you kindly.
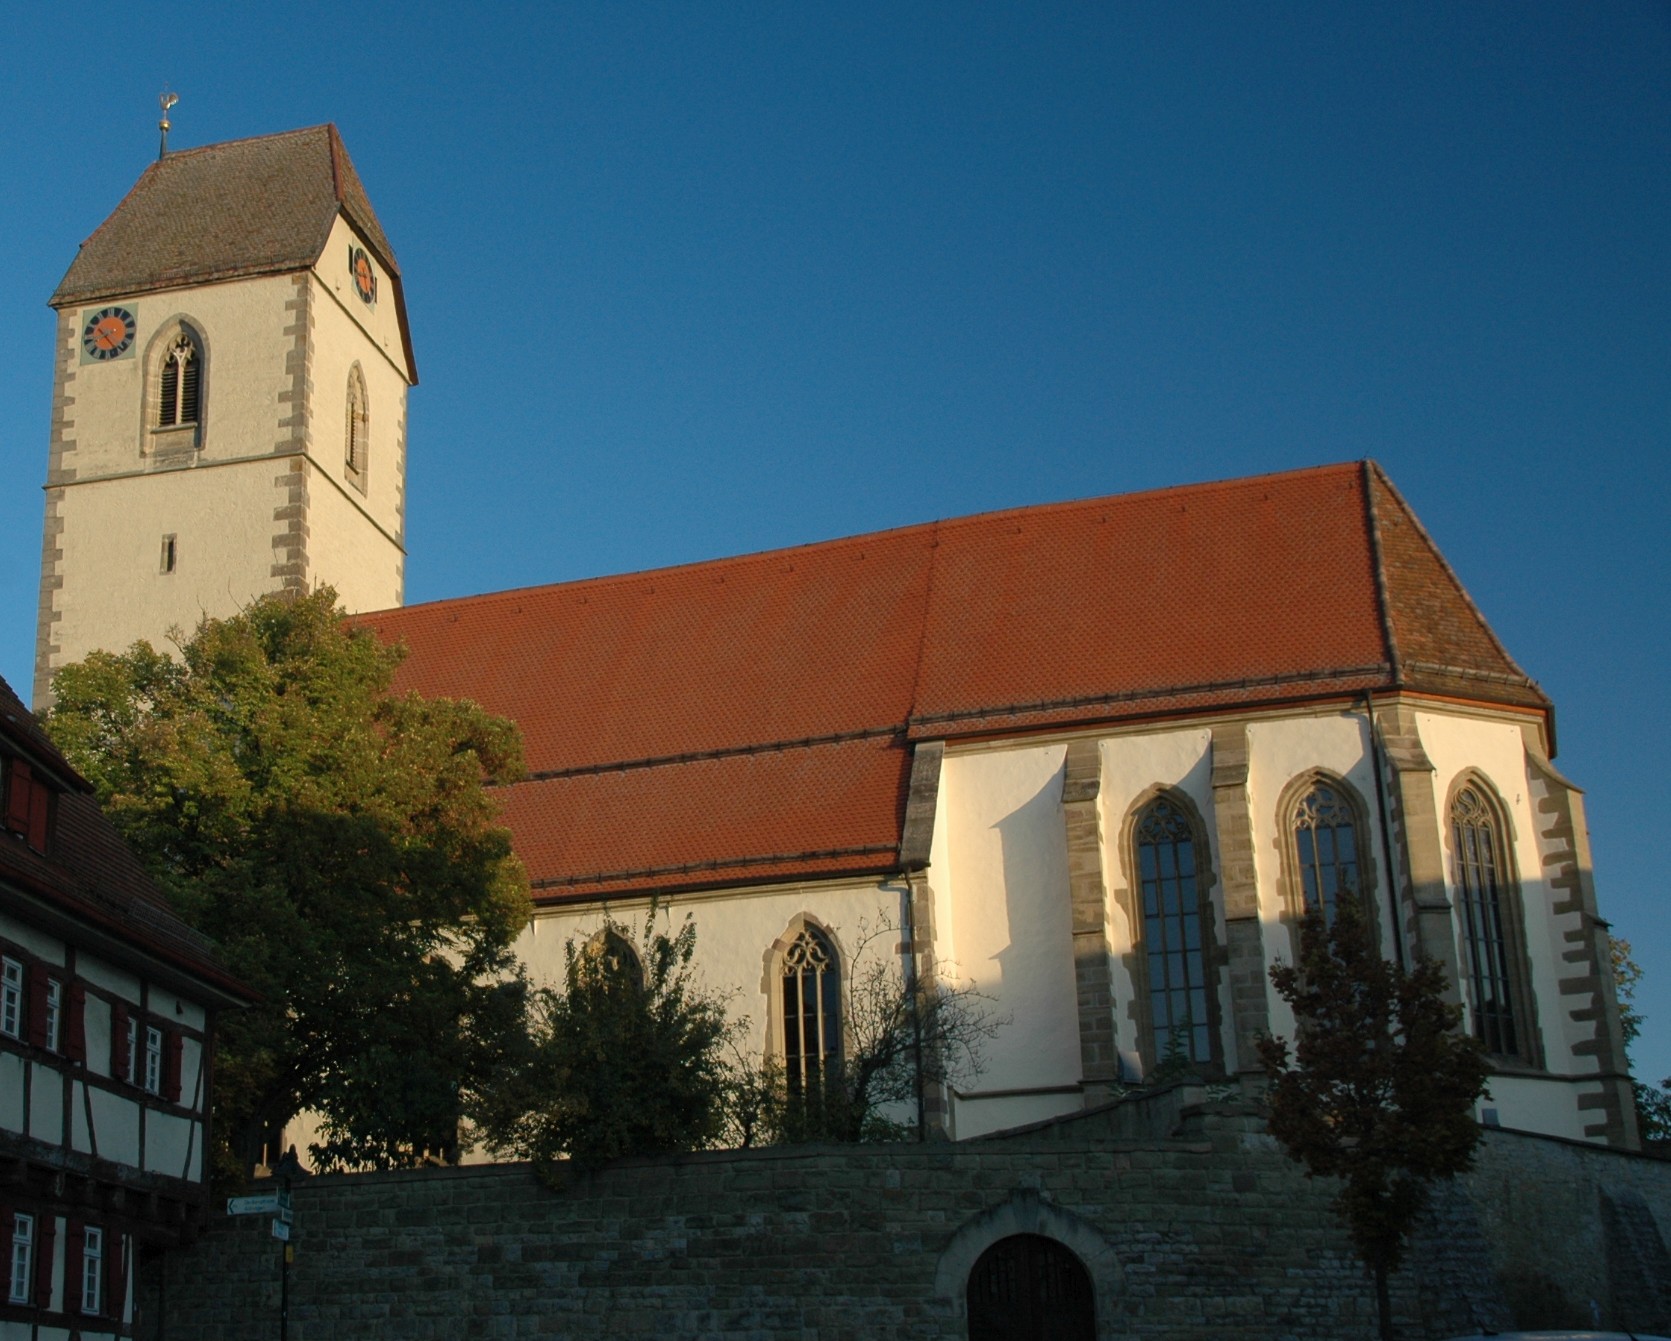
[361,461,1547,903]
[50,125,415,382]
[0,678,252,1001]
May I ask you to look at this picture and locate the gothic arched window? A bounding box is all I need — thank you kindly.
[1451,783,1532,1061]
[1290,779,1367,924]
[1133,795,1216,1069]
[781,925,841,1099]
[345,364,369,488]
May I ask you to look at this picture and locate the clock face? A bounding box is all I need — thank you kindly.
[81,306,137,361]
[349,246,377,305]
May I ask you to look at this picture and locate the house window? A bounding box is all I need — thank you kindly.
[160,534,177,574]
[157,334,200,427]
[1290,780,1366,924]
[1134,796,1215,1069]
[7,1212,31,1304]
[44,979,61,1053]
[781,926,841,1100]
[0,958,20,1039]
[80,1225,102,1315]
[344,364,369,487]
[143,1025,164,1095]
[1452,784,1529,1060]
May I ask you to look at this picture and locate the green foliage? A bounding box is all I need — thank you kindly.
[722,914,1004,1145]
[46,589,532,1177]
[1259,895,1488,1341]
[1608,935,1671,1143]
[471,909,734,1171]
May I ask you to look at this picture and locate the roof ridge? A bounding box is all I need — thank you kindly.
[157,123,334,161]
[371,460,1367,624]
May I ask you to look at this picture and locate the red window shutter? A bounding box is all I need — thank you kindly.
[4,759,31,835]
[34,1214,56,1309]
[67,1219,87,1314]
[66,982,87,1063]
[26,784,48,853]
[107,1230,127,1320]
[24,964,49,1048]
[111,1003,131,1081]
[163,1030,184,1103]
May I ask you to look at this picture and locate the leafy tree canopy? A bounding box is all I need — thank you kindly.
[1259,895,1488,1341]
[1609,935,1671,1143]
[46,588,531,1177]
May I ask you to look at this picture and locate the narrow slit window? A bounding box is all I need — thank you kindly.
[160,534,177,574]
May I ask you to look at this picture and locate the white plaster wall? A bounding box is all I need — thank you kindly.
[305,470,404,615]
[145,1108,202,1182]
[938,742,1079,1137]
[28,1072,61,1143]
[1246,711,1387,1042]
[0,1052,22,1129]
[61,274,299,474]
[315,217,412,381]
[1482,1073,1588,1142]
[87,1084,141,1166]
[52,462,286,666]
[1097,727,1222,1075]
[76,958,139,1006]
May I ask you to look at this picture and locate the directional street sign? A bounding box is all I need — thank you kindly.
[227,1194,281,1216]
[271,1219,291,1242]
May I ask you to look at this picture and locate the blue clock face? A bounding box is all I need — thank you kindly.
[82,306,137,360]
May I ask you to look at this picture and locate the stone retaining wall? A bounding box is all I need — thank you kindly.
[137,1102,1669,1339]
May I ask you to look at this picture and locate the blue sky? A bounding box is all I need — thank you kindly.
[2,4,1668,1085]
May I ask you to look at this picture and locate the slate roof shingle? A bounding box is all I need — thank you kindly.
[361,461,1546,906]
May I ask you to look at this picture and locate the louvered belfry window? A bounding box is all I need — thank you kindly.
[781,926,841,1097]
[1452,786,1519,1058]
[157,334,199,427]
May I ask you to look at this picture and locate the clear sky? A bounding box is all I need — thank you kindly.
[2,4,1668,1086]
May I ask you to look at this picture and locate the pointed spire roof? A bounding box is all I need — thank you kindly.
[51,123,399,307]
[361,461,1550,903]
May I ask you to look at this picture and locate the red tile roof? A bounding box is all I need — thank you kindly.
[361,461,1546,905]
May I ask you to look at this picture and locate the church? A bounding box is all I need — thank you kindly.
[31,126,1639,1156]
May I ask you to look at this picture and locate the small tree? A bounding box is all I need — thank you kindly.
[1609,935,1671,1143]
[471,909,734,1171]
[1258,895,1488,1341]
[727,913,1004,1145]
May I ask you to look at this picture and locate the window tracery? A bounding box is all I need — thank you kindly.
[1451,783,1528,1060]
[1134,796,1215,1069]
[781,925,842,1099]
[1290,780,1365,923]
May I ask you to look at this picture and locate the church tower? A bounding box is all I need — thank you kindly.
[34,125,415,706]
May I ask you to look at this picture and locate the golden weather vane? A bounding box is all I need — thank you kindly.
[158,90,179,160]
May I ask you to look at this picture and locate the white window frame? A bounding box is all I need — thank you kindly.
[44,978,61,1053]
[143,1025,164,1096]
[8,1211,32,1305]
[0,957,21,1039]
[81,1225,103,1315]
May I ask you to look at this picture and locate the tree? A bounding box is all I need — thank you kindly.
[46,589,532,1177]
[1258,895,1488,1341]
[1609,935,1671,1143]
[727,913,1005,1145]
[470,908,734,1171]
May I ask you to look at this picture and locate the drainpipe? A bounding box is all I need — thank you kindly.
[1362,691,1407,973]
[900,875,928,1141]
